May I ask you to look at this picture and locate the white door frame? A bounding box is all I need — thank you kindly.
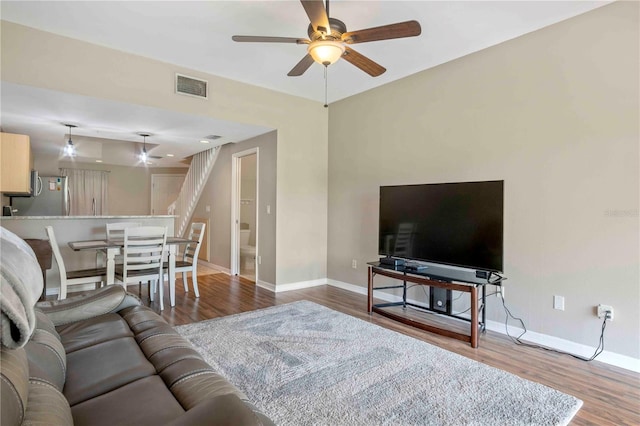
[230,148,259,278]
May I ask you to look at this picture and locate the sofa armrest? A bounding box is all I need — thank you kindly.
[164,393,274,426]
[35,286,141,326]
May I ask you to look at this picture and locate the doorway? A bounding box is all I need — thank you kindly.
[231,149,258,282]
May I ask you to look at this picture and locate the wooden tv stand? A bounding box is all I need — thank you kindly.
[367,262,499,348]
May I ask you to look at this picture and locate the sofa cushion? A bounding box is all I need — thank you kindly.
[170,371,250,410]
[0,347,29,426]
[57,312,134,353]
[34,310,60,339]
[164,393,264,426]
[70,376,185,426]
[36,285,140,327]
[25,329,67,391]
[63,336,156,406]
[23,380,73,426]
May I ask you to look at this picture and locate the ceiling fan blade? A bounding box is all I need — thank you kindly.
[342,20,421,44]
[287,54,315,76]
[232,35,310,44]
[342,47,386,77]
[300,0,330,34]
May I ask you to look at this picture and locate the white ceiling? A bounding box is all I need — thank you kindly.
[0,0,610,166]
[0,82,272,167]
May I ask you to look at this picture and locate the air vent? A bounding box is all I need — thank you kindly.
[175,73,208,99]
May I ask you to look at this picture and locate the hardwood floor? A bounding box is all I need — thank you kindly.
[137,273,639,426]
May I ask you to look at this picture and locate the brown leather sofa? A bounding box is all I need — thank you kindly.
[0,227,274,426]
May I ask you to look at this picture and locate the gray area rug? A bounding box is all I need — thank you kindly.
[175,301,582,426]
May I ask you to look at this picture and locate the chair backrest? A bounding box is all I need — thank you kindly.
[183,222,206,265]
[45,226,67,285]
[121,226,167,281]
[106,222,141,241]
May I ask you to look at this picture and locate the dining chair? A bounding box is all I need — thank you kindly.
[45,226,106,300]
[114,226,168,310]
[97,222,142,266]
[106,222,143,240]
[164,222,205,298]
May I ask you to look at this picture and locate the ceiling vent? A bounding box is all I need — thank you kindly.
[175,73,208,99]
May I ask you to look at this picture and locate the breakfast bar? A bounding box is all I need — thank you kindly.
[0,215,176,298]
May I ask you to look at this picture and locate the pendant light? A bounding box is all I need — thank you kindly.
[64,124,77,157]
[139,133,150,164]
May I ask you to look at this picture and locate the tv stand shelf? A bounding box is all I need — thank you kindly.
[367,262,500,348]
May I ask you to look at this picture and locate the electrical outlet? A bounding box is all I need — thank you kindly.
[597,304,614,321]
[497,285,504,299]
[351,259,357,269]
[258,256,262,265]
[553,295,565,311]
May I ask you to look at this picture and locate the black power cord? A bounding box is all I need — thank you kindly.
[499,291,608,362]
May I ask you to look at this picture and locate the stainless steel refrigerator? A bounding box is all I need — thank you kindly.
[11,176,70,216]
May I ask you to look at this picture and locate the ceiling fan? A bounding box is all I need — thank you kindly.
[232,0,421,77]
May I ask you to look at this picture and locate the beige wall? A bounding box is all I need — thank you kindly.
[328,2,639,358]
[1,21,327,287]
[34,152,186,215]
[191,132,277,285]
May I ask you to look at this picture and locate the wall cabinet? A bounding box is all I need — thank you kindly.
[0,133,32,193]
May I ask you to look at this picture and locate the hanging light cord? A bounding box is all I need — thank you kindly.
[324,65,329,108]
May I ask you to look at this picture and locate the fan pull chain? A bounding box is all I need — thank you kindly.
[324,65,329,108]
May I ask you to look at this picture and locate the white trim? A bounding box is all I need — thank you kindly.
[230,156,239,275]
[256,280,276,292]
[482,320,640,373]
[272,278,327,293]
[231,148,259,280]
[327,279,640,372]
[198,260,230,275]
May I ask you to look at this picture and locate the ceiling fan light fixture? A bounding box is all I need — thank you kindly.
[308,40,345,66]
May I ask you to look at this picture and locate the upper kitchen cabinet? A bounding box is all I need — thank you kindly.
[0,133,33,193]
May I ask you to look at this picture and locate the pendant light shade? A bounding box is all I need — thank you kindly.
[139,133,150,164]
[307,40,345,66]
[64,124,77,157]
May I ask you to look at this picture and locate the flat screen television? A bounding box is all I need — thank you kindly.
[379,180,504,272]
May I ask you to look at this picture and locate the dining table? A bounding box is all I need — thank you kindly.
[68,236,192,309]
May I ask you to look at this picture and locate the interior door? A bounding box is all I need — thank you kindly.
[231,148,258,281]
[151,174,185,215]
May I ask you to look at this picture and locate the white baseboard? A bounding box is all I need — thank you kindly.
[256,280,275,292]
[198,260,230,275]
[327,279,640,373]
[272,278,327,293]
[482,320,640,373]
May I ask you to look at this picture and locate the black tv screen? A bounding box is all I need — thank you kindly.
[379,180,504,272]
